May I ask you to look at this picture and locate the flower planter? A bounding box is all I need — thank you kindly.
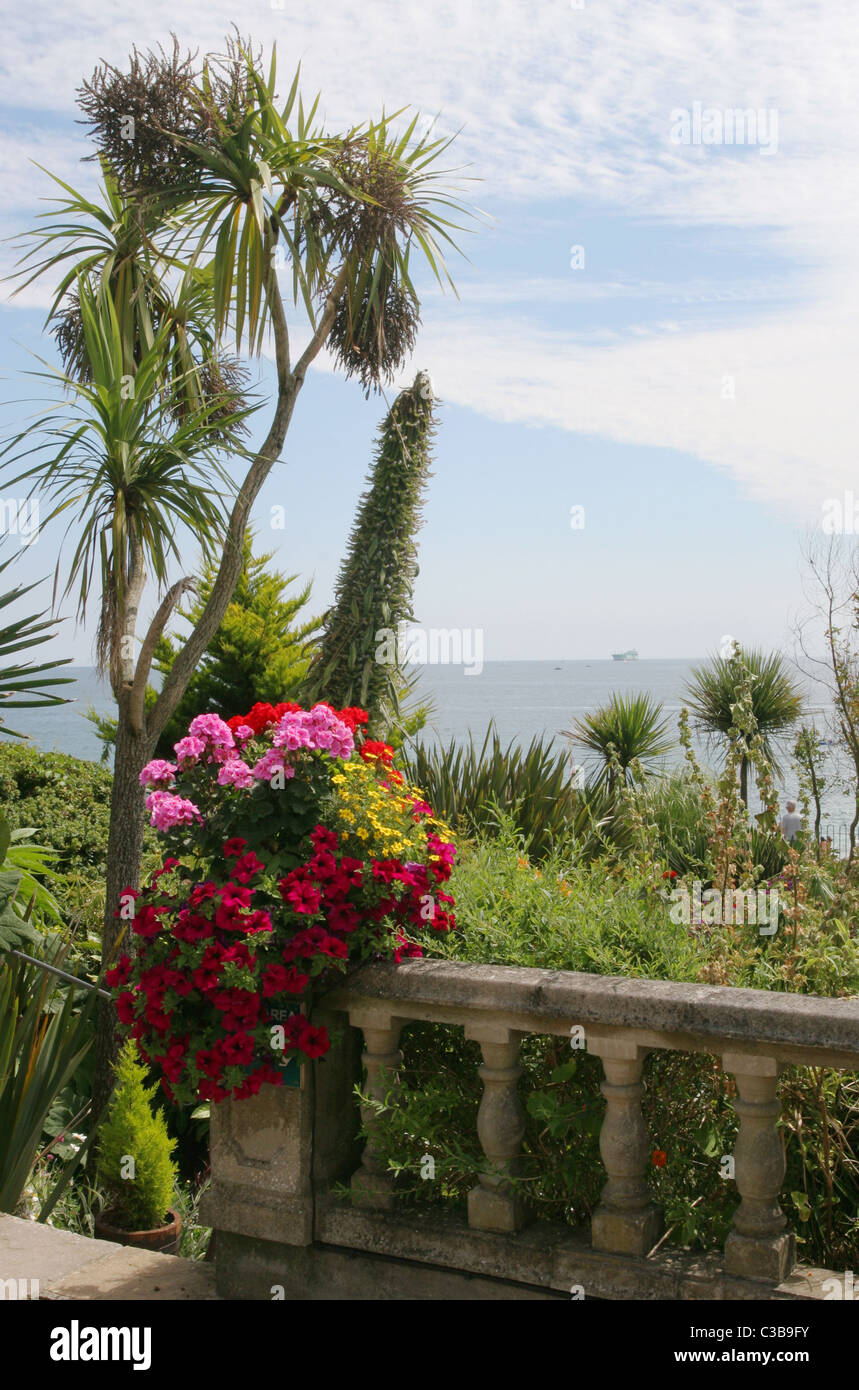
[94,1206,182,1255]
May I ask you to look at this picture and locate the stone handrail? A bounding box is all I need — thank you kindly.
[326,958,859,1282]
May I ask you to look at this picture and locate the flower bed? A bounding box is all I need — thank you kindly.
[108,702,455,1106]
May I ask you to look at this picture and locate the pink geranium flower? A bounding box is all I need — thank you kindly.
[139,759,177,788]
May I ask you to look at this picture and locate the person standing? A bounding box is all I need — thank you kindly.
[780,801,802,843]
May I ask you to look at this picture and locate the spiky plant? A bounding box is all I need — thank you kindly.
[3,33,470,1116]
[685,647,804,805]
[567,692,672,794]
[304,371,436,730]
[0,552,74,740]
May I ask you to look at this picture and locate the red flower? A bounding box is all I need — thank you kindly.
[116,991,136,1024]
[105,954,132,989]
[262,963,309,996]
[308,850,337,881]
[393,932,423,964]
[282,878,322,915]
[223,838,248,858]
[360,740,395,767]
[232,850,266,883]
[326,904,360,933]
[284,1013,329,1059]
[196,1043,226,1080]
[310,825,338,852]
[189,881,219,906]
[193,964,221,992]
[221,1032,256,1066]
[132,904,164,939]
[652,1150,667,1168]
[198,1078,230,1103]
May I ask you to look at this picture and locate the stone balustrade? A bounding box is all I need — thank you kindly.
[203,959,859,1301]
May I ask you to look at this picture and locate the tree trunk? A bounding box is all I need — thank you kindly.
[91,711,154,1121]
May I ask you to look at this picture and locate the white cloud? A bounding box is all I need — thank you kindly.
[2,0,858,518]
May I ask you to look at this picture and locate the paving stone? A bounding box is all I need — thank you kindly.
[0,1213,218,1301]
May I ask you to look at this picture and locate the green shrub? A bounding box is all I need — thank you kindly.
[0,744,113,877]
[356,820,859,1268]
[404,726,584,861]
[96,1041,177,1230]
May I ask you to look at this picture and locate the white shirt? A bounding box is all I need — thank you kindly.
[780,812,801,842]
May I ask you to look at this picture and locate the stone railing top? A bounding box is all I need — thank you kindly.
[326,958,859,1069]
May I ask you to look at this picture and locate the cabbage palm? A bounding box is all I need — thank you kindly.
[4,34,469,1111]
[684,648,803,805]
[567,692,672,794]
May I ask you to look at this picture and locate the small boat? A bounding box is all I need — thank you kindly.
[611,649,639,661]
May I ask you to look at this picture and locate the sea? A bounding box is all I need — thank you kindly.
[3,661,855,849]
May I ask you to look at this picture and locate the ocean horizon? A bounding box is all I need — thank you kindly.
[2,660,853,840]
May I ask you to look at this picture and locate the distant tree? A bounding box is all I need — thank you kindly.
[152,533,320,755]
[685,646,803,806]
[303,371,436,736]
[87,533,320,759]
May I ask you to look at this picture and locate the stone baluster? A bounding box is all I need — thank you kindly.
[465,1024,528,1232]
[722,1052,796,1281]
[349,1008,404,1211]
[589,1035,661,1255]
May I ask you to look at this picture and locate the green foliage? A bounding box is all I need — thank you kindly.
[0,815,63,949]
[0,743,114,879]
[157,533,319,718]
[685,645,804,804]
[432,818,702,981]
[567,691,672,793]
[0,550,74,739]
[357,815,859,1267]
[402,724,617,862]
[85,536,321,762]
[0,944,96,1213]
[3,280,255,671]
[304,373,436,734]
[95,1040,177,1230]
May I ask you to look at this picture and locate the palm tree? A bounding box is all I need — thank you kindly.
[684,647,804,805]
[0,551,74,739]
[3,35,470,1110]
[567,692,672,794]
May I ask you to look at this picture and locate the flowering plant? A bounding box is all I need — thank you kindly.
[109,702,455,1106]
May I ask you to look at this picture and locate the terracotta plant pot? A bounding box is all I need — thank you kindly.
[94,1206,182,1255]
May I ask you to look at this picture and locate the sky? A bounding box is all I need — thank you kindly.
[1,0,857,664]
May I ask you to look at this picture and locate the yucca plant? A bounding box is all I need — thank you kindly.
[0,552,74,740]
[0,944,97,1213]
[4,34,470,1113]
[0,814,63,943]
[685,647,804,805]
[567,692,672,795]
[404,725,581,861]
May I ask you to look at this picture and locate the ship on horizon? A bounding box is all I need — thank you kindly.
[611,649,639,661]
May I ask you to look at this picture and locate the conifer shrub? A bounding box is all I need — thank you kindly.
[96,1041,177,1230]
